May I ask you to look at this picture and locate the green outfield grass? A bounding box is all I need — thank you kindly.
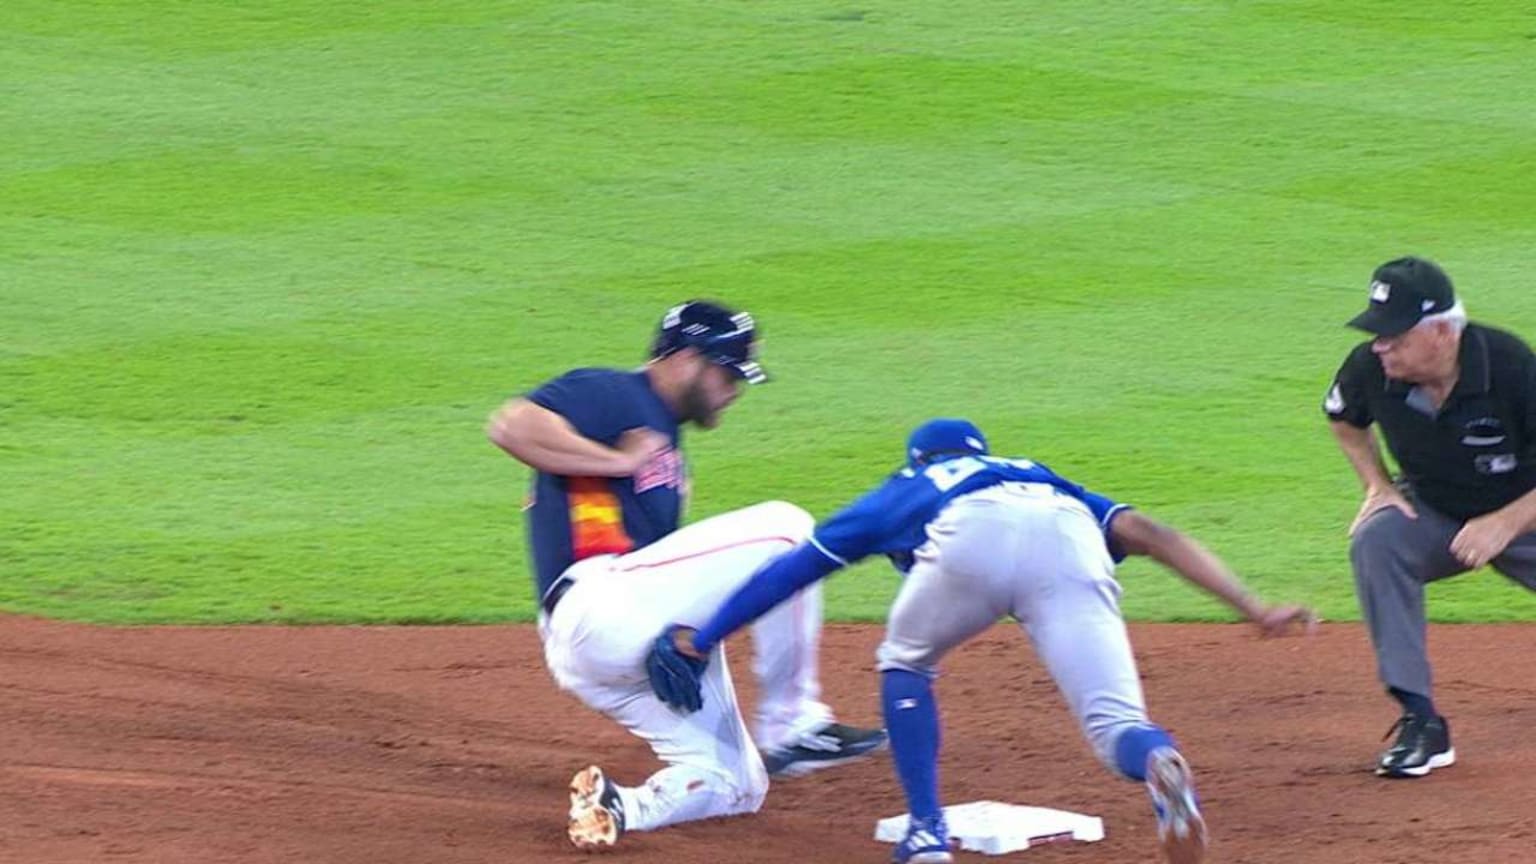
[4,1,1535,624]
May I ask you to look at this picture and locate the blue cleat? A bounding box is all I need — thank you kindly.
[892,814,953,864]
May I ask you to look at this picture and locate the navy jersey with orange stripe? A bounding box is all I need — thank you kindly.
[524,369,684,597]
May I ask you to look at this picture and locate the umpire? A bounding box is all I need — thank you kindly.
[1325,256,1536,778]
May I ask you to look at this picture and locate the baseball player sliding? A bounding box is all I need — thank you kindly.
[648,419,1316,864]
[487,301,885,850]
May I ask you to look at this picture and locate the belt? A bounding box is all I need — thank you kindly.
[541,574,575,616]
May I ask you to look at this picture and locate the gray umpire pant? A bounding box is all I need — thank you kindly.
[1351,492,1536,700]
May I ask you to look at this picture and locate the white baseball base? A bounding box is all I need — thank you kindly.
[874,801,1105,855]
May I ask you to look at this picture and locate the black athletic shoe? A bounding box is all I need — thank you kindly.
[1377,714,1455,778]
[761,723,888,777]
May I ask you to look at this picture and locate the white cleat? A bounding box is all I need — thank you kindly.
[567,765,625,851]
[1146,747,1207,864]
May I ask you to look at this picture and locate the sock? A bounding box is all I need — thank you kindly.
[881,669,941,820]
[1389,687,1437,719]
[1113,724,1177,782]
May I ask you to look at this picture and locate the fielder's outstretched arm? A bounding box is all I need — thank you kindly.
[687,541,847,656]
[649,541,850,711]
[681,475,921,657]
[1110,510,1314,637]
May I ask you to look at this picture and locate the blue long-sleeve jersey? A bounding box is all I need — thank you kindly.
[691,455,1131,653]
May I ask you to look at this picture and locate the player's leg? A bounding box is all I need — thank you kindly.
[750,577,833,750]
[543,501,876,846]
[615,500,883,775]
[1011,507,1150,769]
[1012,506,1205,864]
[597,501,809,628]
[556,501,812,683]
[562,645,769,842]
[543,559,769,847]
[1349,498,1464,776]
[748,563,885,775]
[711,502,838,750]
[875,503,1019,864]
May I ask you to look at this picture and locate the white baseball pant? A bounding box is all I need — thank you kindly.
[540,501,834,831]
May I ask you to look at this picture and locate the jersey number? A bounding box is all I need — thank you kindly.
[922,457,984,492]
[922,456,1038,492]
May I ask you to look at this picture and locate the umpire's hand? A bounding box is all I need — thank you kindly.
[647,625,710,713]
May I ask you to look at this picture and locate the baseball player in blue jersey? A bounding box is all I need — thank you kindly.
[646,418,1316,864]
[487,300,885,850]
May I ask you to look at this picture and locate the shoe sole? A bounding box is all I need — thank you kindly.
[1377,748,1456,779]
[769,737,889,778]
[1147,749,1207,864]
[895,819,954,864]
[568,766,620,850]
[899,851,954,864]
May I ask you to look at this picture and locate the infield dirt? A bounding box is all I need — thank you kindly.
[4,617,1533,863]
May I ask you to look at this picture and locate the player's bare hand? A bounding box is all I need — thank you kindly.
[615,427,669,475]
[1450,512,1519,569]
[1348,486,1418,536]
[1251,604,1318,638]
[671,626,707,660]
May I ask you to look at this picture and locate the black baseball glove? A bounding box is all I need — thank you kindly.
[646,624,709,714]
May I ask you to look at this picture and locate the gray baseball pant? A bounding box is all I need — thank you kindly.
[1350,493,1536,699]
[875,485,1151,772]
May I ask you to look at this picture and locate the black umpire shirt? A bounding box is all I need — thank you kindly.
[1324,323,1536,522]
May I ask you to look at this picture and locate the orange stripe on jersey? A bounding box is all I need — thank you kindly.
[567,477,634,559]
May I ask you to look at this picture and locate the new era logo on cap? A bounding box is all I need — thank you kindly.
[906,418,989,468]
[1370,280,1391,303]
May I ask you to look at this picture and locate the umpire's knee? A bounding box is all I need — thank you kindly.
[1349,507,1411,582]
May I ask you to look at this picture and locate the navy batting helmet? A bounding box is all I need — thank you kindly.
[650,300,767,384]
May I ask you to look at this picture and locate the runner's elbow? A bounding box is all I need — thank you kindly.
[487,401,535,453]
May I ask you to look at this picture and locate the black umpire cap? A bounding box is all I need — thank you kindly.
[1347,257,1457,337]
[649,300,768,384]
